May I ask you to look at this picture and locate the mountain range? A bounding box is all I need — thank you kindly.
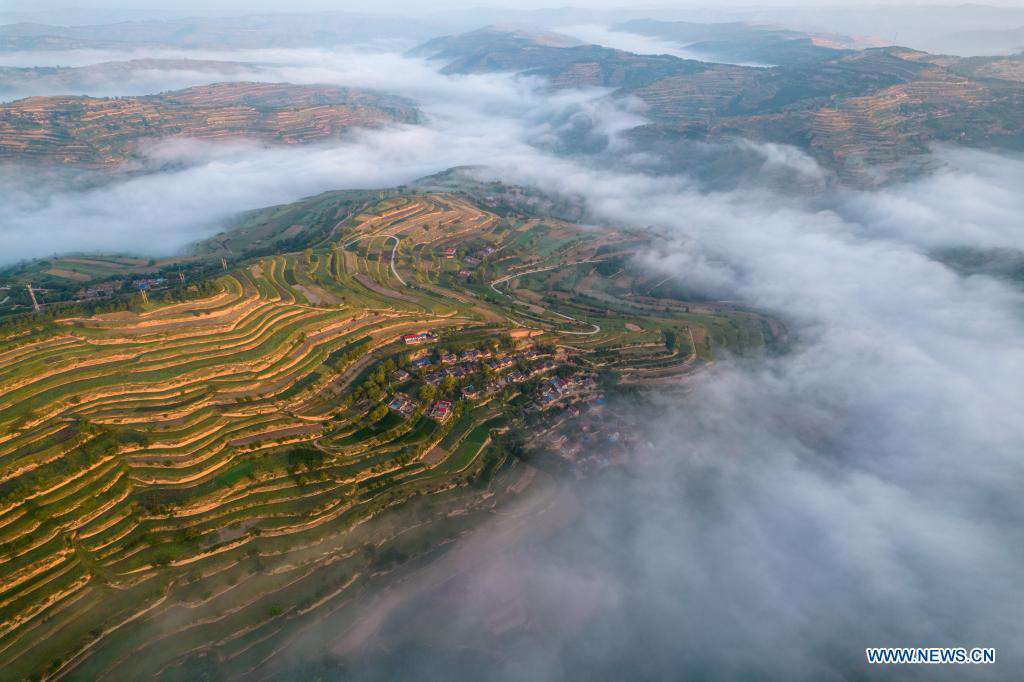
[417,26,1024,182]
[611,19,870,65]
[0,12,444,50]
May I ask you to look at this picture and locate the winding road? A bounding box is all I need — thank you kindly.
[343,234,406,287]
[490,260,604,335]
[343,240,602,335]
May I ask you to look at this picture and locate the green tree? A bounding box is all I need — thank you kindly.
[663,328,677,353]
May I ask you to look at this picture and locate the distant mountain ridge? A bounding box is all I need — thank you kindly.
[416,26,1024,182]
[0,59,268,98]
[0,82,420,167]
[0,12,445,50]
[611,19,865,66]
[413,26,706,87]
[942,25,1024,56]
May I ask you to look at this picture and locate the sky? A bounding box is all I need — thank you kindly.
[5,1,1024,16]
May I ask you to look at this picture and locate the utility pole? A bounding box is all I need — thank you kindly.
[26,283,41,313]
[140,289,149,305]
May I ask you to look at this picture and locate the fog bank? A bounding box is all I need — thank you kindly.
[297,145,1024,680]
[0,48,632,265]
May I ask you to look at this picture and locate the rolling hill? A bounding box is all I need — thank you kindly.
[0,59,268,100]
[416,26,1024,182]
[610,19,864,66]
[0,82,421,167]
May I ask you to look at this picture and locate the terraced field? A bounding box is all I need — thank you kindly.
[0,188,780,678]
[0,82,420,167]
[420,27,1024,182]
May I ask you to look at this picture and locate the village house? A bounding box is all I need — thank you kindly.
[388,393,416,416]
[428,400,453,423]
[132,277,167,291]
[531,360,556,375]
[550,376,570,394]
[402,331,436,345]
[76,281,121,300]
[484,357,509,372]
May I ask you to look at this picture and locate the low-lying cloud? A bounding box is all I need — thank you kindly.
[843,146,1024,252]
[555,23,774,67]
[307,145,1024,679]
[418,146,1022,679]
[0,48,630,265]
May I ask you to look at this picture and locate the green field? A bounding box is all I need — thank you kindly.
[0,185,782,679]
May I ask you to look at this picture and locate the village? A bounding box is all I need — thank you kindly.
[390,332,597,418]
[383,328,632,476]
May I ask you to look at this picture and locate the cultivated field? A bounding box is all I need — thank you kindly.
[0,189,780,678]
